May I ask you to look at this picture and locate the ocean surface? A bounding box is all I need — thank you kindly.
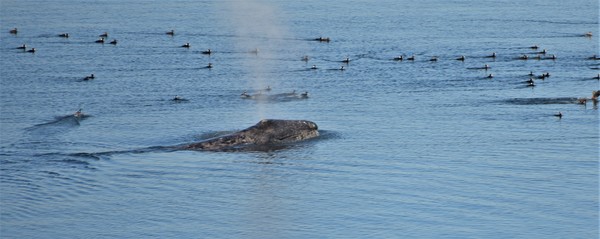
[1,0,599,238]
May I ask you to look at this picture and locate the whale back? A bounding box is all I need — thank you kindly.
[182,119,319,150]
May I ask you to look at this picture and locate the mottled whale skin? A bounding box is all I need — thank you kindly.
[180,119,319,151]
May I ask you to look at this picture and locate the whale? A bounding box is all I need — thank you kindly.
[179,119,319,151]
[60,119,320,159]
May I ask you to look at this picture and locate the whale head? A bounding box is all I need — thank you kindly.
[182,119,319,151]
[243,119,319,144]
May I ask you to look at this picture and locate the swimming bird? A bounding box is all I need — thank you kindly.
[172,95,184,101]
[109,39,117,45]
[536,72,550,79]
[519,54,528,60]
[578,91,600,104]
[74,108,84,118]
[300,91,309,98]
[546,54,556,60]
[407,55,415,61]
[16,44,26,50]
[27,48,36,53]
[456,55,465,61]
[594,74,600,80]
[311,65,318,70]
[59,33,69,38]
[315,37,330,42]
[250,48,259,54]
[592,91,600,101]
[206,63,213,69]
[588,55,600,60]
[342,57,350,63]
[484,64,490,70]
[95,38,105,43]
[240,91,251,98]
[182,43,190,48]
[486,73,494,78]
[554,112,562,118]
[166,30,175,35]
[201,49,212,55]
[393,56,403,61]
[84,74,95,80]
[339,66,346,71]
[99,32,108,37]
[9,28,17,34]
[530,45,539,50]
[528,71,535,76]
[302,55,309,61]
[486,52,496,58]
[429,56,438,62]
[584,31,593,37]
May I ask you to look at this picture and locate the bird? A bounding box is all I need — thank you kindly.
[315,37,330,42]
[554,112,562,118]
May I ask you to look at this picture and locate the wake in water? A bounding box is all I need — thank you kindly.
[28,113,90,129]
[504,91,600,106]
[503,97,580,105]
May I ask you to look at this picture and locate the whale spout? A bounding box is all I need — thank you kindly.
[181,119,319,151]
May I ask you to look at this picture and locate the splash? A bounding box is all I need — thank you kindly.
[222,0,290,119]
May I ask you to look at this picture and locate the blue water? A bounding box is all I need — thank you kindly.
[1,0,599,238]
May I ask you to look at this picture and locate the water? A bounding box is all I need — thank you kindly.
[1,0,598,238]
